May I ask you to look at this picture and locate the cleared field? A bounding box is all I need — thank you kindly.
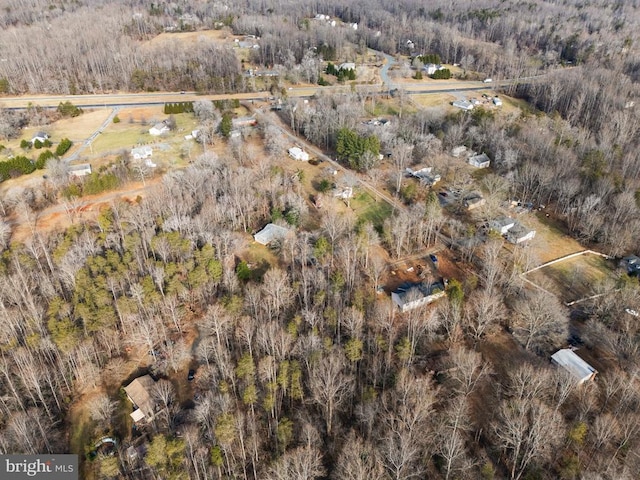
[524,252,618,304]
[411,93,457,108]
[351,191,393,228]
[515,211,584,264]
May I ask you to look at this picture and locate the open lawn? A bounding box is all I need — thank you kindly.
[351,191,393,229]
[524,252,618,304]
[512,211,585,265]
[411,93,457,108]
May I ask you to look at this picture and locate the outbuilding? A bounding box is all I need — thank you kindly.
[551,349,597,385]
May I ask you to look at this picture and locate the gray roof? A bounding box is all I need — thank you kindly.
[551,349,597,384]
[254,223,291,245]
[393,281,445,303]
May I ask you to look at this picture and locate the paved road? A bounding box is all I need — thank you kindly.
[0,78,508,110]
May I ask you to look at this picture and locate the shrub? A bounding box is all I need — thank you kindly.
[112,115,120,124]
[56,138,73,157]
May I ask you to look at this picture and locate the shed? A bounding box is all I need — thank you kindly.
[68,163,92,177]
[468,153,491,168]
[551,349,597,385]
[232,116,257,128]
[392,281,446,312]
[124,375,157,423]
[493,96,503,106]
[288,147,310,162]
[452,100,474,111]
[254,223,292,246]
[451,146,468,157]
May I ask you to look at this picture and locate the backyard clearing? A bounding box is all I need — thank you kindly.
[523,251,619,305]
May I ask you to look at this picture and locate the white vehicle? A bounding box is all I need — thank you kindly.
[483,78,493,83]
[625,308,639,317]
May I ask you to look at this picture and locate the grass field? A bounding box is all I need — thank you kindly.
[351,191,393,229]
[524,252,618,304]
[411,93,457,108]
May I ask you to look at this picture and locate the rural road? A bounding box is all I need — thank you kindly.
[0,80,503,111]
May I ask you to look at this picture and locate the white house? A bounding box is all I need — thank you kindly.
[468,153,491,168]
[124,375,158,424]
[31,131,49,144]
[232,116,257,128]
[131,146,153,160]
[452,100,474,111]
[339,62,356,71]
[423,63,438,75]
[551,349,597,385]
[392,281,446,312]
[149,123,170,136]
[288,147,310,161]
[407,167,441,186]
[254,223,292,246]
[489,216,516,235]
[68,163,92,178]
[505,222,536,244]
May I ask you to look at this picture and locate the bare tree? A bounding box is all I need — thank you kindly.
[308,350,354,435]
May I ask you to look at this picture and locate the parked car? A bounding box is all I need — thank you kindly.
[430,254,438,264]
[483,78,493,83]
[188,369,196,381]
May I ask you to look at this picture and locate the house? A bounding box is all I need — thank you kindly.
[468,153,491,168]
[124,375,157,424]
[452,100,474,111]
[505,222,536,244]
[551,349,597,385]
[333,186,353,199]
[254,223,292,246]
[232,116,257,128]
[620,255,640,276]
[392,281,447,312]
[339,62,356,71]
[31,131,49,144]
[493,96,503,106]
[407,167,441,186]
[423,63,438,75]
[288,147,310,162]
[131,146,153,160]
[149,122,170,136]
[68,163,92,178]
[451,145,468,157]
[489,216,516,235]
[463,192,486,210]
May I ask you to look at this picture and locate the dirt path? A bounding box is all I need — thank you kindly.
[11,180,156,243]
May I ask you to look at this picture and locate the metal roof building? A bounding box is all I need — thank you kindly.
[551,349,597,385]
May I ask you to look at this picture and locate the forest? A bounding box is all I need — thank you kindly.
[0,0,639,480]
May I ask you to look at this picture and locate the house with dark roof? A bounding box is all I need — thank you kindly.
[392,280,446,312]
[31,131,49,144]
[505,222,536,244]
